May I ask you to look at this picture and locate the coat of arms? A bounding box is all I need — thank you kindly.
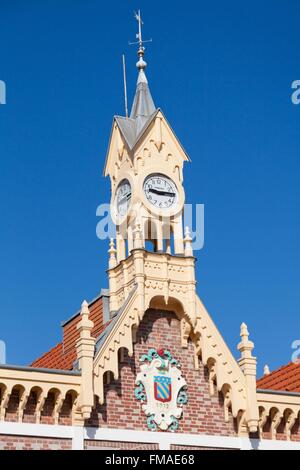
[134,348,188,431]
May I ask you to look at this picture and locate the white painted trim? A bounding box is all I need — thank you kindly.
[0,421,73,439]
[85,427,241,450]
[240,438,300,451]
[1,421,300,450]
[73,426,85,450]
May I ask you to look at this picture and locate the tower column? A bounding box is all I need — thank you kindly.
[132,222,145,317]
[173,214,184,255]
[116,231,126,262]
[156,220,163,252]
[107,239,119,313]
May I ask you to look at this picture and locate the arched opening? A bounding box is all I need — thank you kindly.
[23,386,42,423]
[41,388,61,424]
[162,223,175,254]
[59,390,78,425]
[148,295,185,320]
[5,384,25,421]
[144,219,158,252]
[103,370,114,386]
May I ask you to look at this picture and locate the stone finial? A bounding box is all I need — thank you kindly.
[77,300,93,337]
[240,322,249,341]
[264,364,270,376]
[108,238,117,269]
[81,300,89,315]
[238,322,254,359]
[184,226,193,257]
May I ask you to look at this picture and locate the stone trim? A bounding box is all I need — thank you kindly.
[1,422,300,450]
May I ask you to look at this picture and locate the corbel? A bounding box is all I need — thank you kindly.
[18,389,29,423]
[0,388,10,421]
[284,410,296,441]
[35,391,46,424]
[270,409,282,440]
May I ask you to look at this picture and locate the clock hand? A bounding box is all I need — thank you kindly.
[149,188,175,197]
[118,193,131,205]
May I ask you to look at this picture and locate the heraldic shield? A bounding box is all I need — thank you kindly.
[134,348,188,431]
[154,376,172,403]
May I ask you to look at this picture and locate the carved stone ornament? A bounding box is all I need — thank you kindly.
[134,348,188,432]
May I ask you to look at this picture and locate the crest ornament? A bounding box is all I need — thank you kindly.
[134,348,188,431]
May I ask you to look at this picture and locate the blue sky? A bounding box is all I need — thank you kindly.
[0,0,299,375]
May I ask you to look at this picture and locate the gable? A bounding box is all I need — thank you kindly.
[103,109,190,179]
[89,308,236,436]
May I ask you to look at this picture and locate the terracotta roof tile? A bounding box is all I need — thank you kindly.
[31,343,76,370]
[30,296,110,371]
[257,362,300,393]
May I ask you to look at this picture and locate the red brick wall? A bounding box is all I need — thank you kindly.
[87,309,237,436]
[291,420,300,442]
[0,435,71,450]
[85,440,159,450]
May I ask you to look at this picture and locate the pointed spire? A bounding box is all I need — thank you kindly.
[129,10,156,133]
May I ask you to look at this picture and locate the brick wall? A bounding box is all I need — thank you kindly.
[291,420,300,442]
[87,309,237,436]
[84,440,159,450]
[1,308,300,448]
[0,435,71,450]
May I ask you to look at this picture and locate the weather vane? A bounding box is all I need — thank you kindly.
[129,10,152,57]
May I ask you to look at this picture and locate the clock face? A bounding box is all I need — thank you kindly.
[143,174,178,209]
[115,179,132,218]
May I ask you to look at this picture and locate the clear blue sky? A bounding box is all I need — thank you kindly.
[0,0,299,376]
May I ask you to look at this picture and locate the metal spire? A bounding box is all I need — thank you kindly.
[129,10,155,129]
[114,11,157,150]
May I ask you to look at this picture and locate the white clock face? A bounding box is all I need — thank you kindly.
[115,179,132,218]
[143,174,178,209]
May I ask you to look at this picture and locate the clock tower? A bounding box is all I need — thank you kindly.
[99,14,258,435]
[104,12,196,329]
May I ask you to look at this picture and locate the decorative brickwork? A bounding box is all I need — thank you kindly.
[87,309,237,436]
